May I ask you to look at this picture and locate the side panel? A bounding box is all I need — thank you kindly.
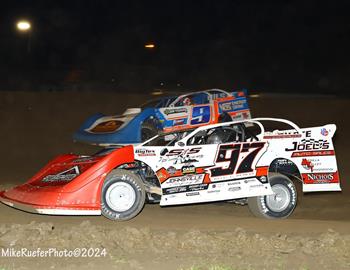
[256,125,341,192]
[135,142,273,206]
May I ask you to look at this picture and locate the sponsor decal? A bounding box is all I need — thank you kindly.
[302,172,339,184]
[244,179,256,183]
[186,192,200,196]
[164,134,177,141]
[163,108,187,115]
[321,128,329,136]
[291,150,335,157]
[231,99,246,110]
[207,189,221,193]
[163,182,208,195]
[263,134,302,139]
[211,183,224,189]
[157,171,167,182]
[42,166,80,183]
[162,174,204,188]
[164,186,187,194]
[227,181,241,186]
[135,149,156,156]
[285,139,329,152]
[276,159,294,166]
[73,157,95,163]
[182,165,196,174]
[303,130,312,137]
[228,186,241,192]
[159,147,203,164]
[219,100,248,113]
[188,184,208,192]
[249,184,264,190]
[164,148,201,156]
[174,118,186,125]
[301,159,314,172]
[300,158,333,172]
[231,114,244,120]
[220,102,233,111]
[167,166,177,175]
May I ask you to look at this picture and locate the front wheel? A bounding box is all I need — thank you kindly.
[248,175,297,219]
[101,169,145,221]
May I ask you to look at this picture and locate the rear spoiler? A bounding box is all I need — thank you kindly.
[231,89,248,99]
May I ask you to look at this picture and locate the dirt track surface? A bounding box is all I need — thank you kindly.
[0,91,349,269]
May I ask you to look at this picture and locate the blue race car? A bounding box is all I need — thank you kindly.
[73,89,251,146]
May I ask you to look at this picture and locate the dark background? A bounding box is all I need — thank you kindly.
[0,0,349,95]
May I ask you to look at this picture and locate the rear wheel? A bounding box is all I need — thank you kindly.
[101,169,145,221]
[141,119,159,141]
[248,175,297,219]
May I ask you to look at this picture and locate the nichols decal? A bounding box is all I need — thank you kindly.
[302,172,339,184]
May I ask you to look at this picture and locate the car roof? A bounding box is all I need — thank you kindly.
[175,118,301,142]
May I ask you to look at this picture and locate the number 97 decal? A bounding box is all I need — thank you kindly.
[190,106,211,125]
[210,142,266,177]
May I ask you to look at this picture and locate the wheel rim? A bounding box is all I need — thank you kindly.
[105,182,136,212]
[266,184,291,212]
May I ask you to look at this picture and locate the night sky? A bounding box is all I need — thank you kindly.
[0,0,349,95]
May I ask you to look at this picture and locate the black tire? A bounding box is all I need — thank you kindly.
[141,119,159,141]
[247,175,297,219]
[218,113,232,123]
[101,169,145,221]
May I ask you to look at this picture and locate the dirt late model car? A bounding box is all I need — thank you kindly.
[0,118,340,220]
[73,89,251,146]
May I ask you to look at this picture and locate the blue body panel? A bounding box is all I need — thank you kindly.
[73,108,156,145]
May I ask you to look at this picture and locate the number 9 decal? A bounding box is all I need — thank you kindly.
[190,106,210,125]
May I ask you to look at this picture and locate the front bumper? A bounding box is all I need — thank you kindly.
[0,187,101,216]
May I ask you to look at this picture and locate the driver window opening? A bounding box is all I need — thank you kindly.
[174,93,210,107]
[187,124,246,145]
[186,122,262,145]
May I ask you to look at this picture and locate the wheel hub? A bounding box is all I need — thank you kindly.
[266,184,291,212]
[105,182,136,212]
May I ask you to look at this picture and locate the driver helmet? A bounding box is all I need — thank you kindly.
[183,97,192,106]
[207,129,232,144]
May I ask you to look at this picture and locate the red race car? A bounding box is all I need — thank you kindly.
[0,118,340,220]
